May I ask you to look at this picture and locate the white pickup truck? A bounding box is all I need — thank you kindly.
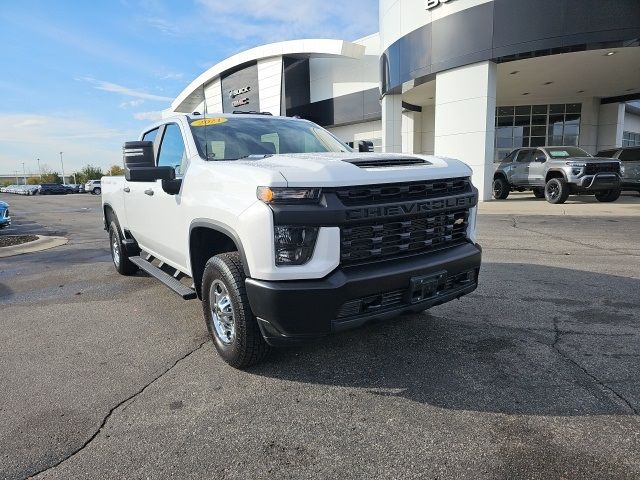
[102,113,481,368]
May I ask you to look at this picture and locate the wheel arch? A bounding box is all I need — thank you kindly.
[545,169,567,182]
[493,171,508,181]
[103,203,116,231]
[189,220,250,299]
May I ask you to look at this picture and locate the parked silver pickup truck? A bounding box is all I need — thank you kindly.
[493,146,622,204]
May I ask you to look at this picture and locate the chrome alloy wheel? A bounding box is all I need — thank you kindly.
[111,234,121,267]
[210,279,235,345]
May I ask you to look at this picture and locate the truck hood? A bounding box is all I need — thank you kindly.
[234,152,472,187]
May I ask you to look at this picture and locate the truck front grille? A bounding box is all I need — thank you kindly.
[585,163,620,175]
[340,210,469,265]
[335,177,471,206]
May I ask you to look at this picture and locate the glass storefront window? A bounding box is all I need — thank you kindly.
[494,103,582,161]
[623,131,640,147]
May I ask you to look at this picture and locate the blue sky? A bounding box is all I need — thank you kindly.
[0,0,378,175]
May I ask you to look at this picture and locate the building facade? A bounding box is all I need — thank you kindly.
[170,0,640,200]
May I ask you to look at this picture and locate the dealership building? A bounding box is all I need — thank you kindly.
[169,0,640,200]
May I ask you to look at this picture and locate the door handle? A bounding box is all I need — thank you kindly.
[123,186,130,193]
[144,188,154,196]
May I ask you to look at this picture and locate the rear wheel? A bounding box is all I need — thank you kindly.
[201,252,269,369]
[532,187,545,198]
[595,188,621,202]
[109,221,138,275]
[544,178,569,204]
[492,177,510,200]
[93,187,101,195]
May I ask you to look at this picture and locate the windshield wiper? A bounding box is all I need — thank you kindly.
[232,154,273,160]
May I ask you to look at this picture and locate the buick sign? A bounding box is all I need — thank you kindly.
[229,86,251,98]
[425,0,455,10]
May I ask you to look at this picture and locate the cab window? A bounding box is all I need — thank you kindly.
[157,124,187,175]
[142,128,159,143]
[515,150,532,162]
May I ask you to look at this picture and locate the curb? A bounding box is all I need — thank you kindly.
[0,235,68,258]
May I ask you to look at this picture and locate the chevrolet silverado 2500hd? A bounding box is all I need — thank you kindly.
[102,113,481,368]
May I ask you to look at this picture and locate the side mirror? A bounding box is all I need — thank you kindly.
[358,140,374,152]
[123,140,176,182]
[126,166,175,182]
[123,141,154,168]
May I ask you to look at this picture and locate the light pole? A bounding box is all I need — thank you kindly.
[59,151,66,184]
[37,158,42,181]
[22,162,26,185]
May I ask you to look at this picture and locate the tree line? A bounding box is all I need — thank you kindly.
[1,164,124,187]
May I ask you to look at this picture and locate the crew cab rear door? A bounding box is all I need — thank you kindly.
[512,149,534,185]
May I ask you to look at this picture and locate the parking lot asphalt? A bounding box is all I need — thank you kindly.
[1,191,639,480]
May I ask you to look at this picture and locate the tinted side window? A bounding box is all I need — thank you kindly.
[142,128,159,143]
[157,124,186,175]
[516,150,532,162]
[619,149,640,161]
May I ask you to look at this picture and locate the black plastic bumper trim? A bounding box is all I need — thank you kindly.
[245,242,481,346]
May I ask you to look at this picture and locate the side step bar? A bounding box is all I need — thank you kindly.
[130,256,197,300]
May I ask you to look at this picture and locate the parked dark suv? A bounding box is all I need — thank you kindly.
[596,146,640,195]
[493,146,622,204]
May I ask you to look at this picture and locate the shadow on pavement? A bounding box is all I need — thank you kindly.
[251,262,640,417]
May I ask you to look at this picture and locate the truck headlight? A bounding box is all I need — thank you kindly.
[274,226,318,265]
[257,187,321,204]
[620,164,625,175]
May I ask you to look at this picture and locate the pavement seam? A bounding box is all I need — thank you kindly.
[551,317,639,416]
[27,340,209,479]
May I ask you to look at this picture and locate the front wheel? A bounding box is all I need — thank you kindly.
[201,252,269,369]
[595,188,621,202]
[492,177,510,200]
[109,221,138,275]
[544,178,569,204]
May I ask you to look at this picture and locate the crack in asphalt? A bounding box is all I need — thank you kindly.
[551,317,638,415]
[27,340,209,479]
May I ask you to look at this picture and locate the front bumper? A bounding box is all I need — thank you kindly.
[245,242,481,346]
[577,173,621,191]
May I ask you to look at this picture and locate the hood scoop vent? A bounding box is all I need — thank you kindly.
[343,156,430,168]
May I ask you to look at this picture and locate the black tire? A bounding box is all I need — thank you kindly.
[201,252,269,369]
[544,177,569,204]
[108,221,138,275]
[93,187,101,195]
[532,187,545,199]
[594,188,621,202]
[492,177,510,200]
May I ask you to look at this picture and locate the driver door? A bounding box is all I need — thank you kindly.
[527,149,548,186]
[512,149,533,185]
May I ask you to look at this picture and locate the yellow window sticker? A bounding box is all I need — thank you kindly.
[191,118,227,126]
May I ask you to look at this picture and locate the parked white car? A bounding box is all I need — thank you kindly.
[85,180,102,195]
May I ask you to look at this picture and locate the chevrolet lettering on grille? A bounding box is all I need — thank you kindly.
[344,193,476,221]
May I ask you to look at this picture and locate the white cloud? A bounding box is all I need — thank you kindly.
[78,77,173,102]
[0,113,137,174]
[119,99,145,109]
[133,110,163,121]
[144,0,378,45]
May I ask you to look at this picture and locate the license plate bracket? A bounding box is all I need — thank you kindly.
[407,271,446,304]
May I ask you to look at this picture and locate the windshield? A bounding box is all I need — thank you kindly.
[545,147,590,158]
[189,116,351,160]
